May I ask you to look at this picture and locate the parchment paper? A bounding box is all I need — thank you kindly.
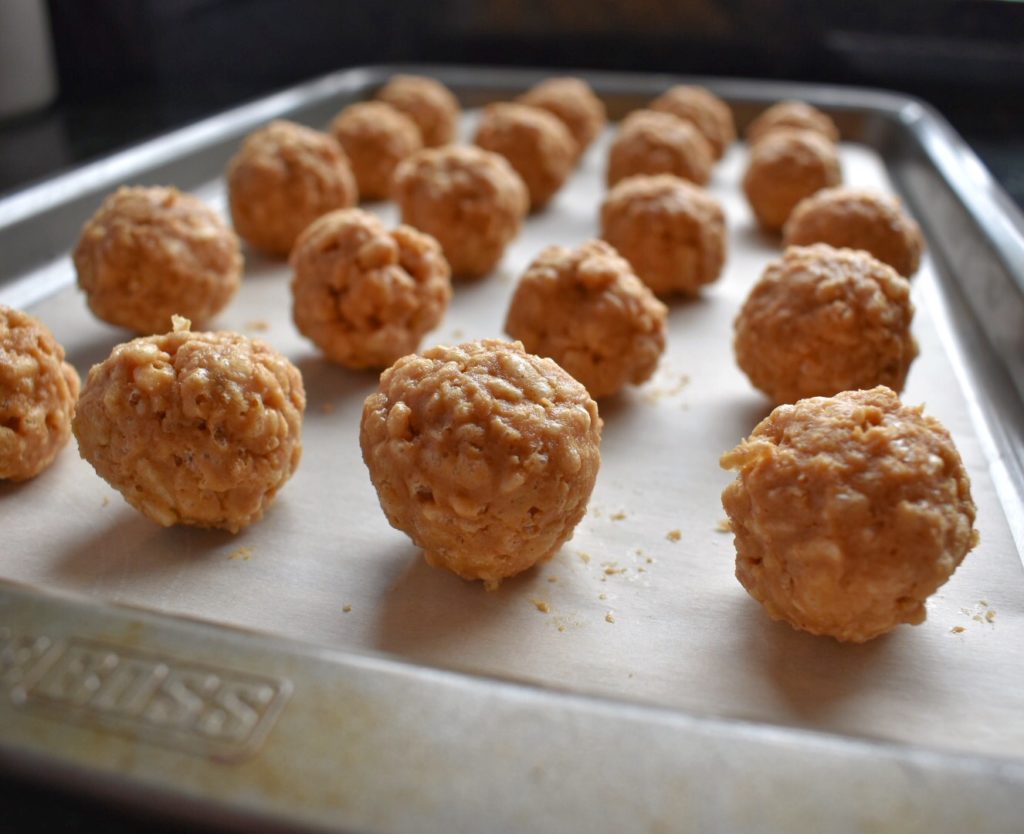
[3,118,1022,761]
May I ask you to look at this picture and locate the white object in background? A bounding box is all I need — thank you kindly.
[0,0,58,119]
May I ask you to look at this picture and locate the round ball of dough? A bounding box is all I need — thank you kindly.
[360,339,602,588]
[227,120,357,257]
[393,145,529,279]
[376,74,460,148]
[783,187,925,278]
[517,77,607,161]
[0,306,80,482]
[73,317,305,533]
[505,240,667,398]
[474,102,576,210]
[291,208,451,369]
[330,101,422,201]
[74,186,242,335]
[746,100,840,145]
[742,129,842,232]
[601,174,726,296]
[607,109,713,188]
[721,386,979,643]
[734,244,917,404]
[649,85,735,161]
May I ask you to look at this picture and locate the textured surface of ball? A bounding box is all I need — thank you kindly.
[227,120,357,256]
[360,339,602,588]
[330,101,422,201]
[505,240,667,398]
[721,386,978,642]
[291,208,451,369]
[0,306,80,481]
[74,318,305,532]
[601,174,726,296]
[734,244,918,404]
[74,186,242,334]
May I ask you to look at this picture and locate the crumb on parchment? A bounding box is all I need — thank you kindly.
[716,518,732,533]
[342,604,352,613]
[666,529,681,542]
[610,511,627,521]
[533,599,551,614]
[229,546,252,561]
[605,612,616,624]
[951,626,965,634]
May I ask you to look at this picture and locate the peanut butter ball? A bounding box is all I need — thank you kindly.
[649,85,735,161]
[742,129,842,232]
[0,306,80,481]
[783,187,925,278]
[330,101,422,201]
[227,120,357,257]
[74,317,305,533]
[376,74,460,148]
[505,240,667,398]
[734,245,917,404]
[601,174,727,296]
[746,100,840,145]
[74,186,242,335]
[474,102,576,211]
[290,209,451,369]
[517,77,607,161]
[721,386,979,643]
[393,145,529,279]
[360,339,602,588]
[607,109,713,188]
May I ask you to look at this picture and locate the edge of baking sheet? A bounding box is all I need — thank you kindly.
[2,64,1024,832]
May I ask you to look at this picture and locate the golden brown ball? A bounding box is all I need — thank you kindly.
[517,77,607,161]
[376,74,460,148]
[648,84,735,161]
[746,100,840,145]
[330,101,423,201]
[607,109,713,188]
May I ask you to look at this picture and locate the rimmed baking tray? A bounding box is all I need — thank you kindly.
[2,65,1023,833]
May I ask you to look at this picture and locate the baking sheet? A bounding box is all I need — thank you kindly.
[2,105,1022,765]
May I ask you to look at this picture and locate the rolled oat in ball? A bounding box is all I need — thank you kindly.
[607,109,713,188]
[601,174,726,296]
[330,101,422,201]
[227,120,357,257]
[360,339,602,588]
[393,145,528,279]
[74,317,305,533]
[746,100,840,146]
[474,102,576,211]
[648,85,735,161]
[742,129,842,232]
[0,306,80,482]
[733,244,917,404]
[376,74,460,148]
[505,240,667,398]
[783,187,925,278]
[291,208,451,369]
[721,386,979,643]
[517,77,607,161]
[74,186,242,335]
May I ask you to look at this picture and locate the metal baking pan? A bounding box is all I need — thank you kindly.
[2,65,1023,833]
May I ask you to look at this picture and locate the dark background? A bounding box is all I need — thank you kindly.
[0,0,1023,207]
[2,1,1023,831]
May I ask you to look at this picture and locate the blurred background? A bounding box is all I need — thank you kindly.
[1,0,1023,830]
[0,0,1022,206]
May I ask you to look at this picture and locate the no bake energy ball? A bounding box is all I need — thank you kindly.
[721,386,979,643]
[474,102,576,211]
[393,145,529,279]
[649,85,735,161]
[601,174,727,296]
[330,101,423,201]
[73,186,242,334]
[227,120,357,257]
[783,187,925,278]
[0,306,80,481]
[607,109,713,188]
[505,240,667,399]
[360,339,602,588]
[517,77,607,162]
[746,100,840,146]
[734,245,917,404]
[376,74,460,148]
[742,129,842,232]
[290,209,451,369]
[74,317,305,533]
